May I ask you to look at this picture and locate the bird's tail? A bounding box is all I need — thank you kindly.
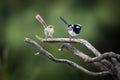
[35,14,47,28]
[59,16,69,26]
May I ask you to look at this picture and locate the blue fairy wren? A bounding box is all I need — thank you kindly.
[59,17,82,37]
[36,14,54,38]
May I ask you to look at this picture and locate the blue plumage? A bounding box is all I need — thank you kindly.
[59,17,82,36]
[72,24,82,34]
[59,17,69,26]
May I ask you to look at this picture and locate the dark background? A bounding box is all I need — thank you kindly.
[0,0,120,80]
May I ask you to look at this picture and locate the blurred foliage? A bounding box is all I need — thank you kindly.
[0,0,120,80]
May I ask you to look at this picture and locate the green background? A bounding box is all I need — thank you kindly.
[0,0,120,80]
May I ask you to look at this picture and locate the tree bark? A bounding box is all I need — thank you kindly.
[24,36,120,80]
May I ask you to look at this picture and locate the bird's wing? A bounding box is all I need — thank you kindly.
[59,17,69,26]
[35,14,47,28]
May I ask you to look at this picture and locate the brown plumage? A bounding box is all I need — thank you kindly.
[35,14,54,38]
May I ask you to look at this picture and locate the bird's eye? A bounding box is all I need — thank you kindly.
[68,24,71,27]
[49,26,53,28]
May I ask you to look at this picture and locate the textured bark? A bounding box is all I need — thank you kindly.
[24,36,120,80]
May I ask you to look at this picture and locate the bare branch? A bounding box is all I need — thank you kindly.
[87,52,120,62]
[36,35,101,56]
[59,43,112,71]
[111,58,120,80]
[36,36,113,71]
[59,43,91,61]
[24,38,111,76]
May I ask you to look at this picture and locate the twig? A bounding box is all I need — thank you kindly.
[24,37,111,76]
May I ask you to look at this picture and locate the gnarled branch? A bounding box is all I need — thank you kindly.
[24,38,111,76]
[24,36,120,80]
[87,52,120,62]
[36,35,114,71]
[36,35,101,56]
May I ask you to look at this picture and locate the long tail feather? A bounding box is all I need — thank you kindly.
[35,14,47,28]
[59,17,69,26]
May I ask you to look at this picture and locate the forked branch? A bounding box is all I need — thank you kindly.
[36,35,101,56]
[24,36,120,80]
[24,38,110,76]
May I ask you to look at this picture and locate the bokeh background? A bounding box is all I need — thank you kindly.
[0,0,120,80]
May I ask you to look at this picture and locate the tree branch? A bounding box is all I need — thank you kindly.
[87,52,120,62]
[59,43,91,61]
[24,38,111,76]
[36,36,113,71]
[36,35,101,57]
[59,43,113,71]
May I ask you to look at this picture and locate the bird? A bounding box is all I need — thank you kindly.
[35,14,54,38]
[59,17,82,38]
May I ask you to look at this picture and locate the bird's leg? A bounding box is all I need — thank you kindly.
[45,35,48,40]
[69,35,72,40]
